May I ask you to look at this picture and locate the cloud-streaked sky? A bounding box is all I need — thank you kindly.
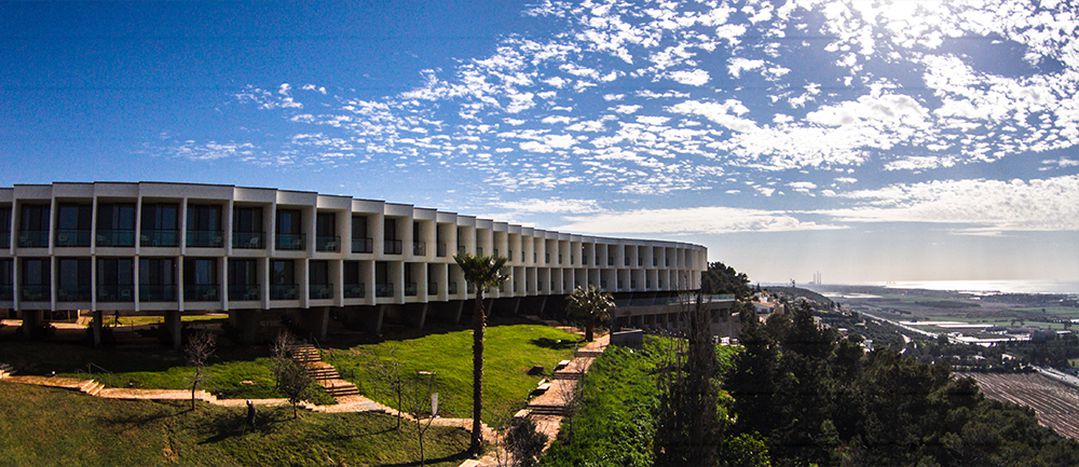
[2,0,1077,283]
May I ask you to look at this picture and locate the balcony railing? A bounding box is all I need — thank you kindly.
[412,241,426,256]
[97,285,134,302]
[376,283,394,298]
[457,245,466,256]
[493,248,499,257]
[232,231,264,249]
[404,282,417,296]
[428,282,438,295]
[55,229,91,247]
[477,246,484,256]
[315,235,339,252]
[97,229,135,247]
[276,233,305,251]
[57,286,92,302]
[384,239,403,255]
[20,284,50,301]
[309,283,334,300]
[545,253,550,264]
[139,285,177,302]
[184,284,220,301]
[270,284,298,300]
[345,283,365,299]
[351,237,373,254]
[448,281,458,295]
[228,285,260,301]
[436,242,447,257]
[18,230,49,248]
[625,258,630,266]
[0,285,12,301]
[141,229,179,247]
[187,230,224,248]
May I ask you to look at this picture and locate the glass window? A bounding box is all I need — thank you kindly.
[98,203,135,230]
[276,209,302,235]
[271,260,295,285]
[141,204,178,231]
[186,205,221,232]
[139,258,176,285]
[310,261,329,285]
[351,216,367,239]
[19,205,49,232]
[184,258,217,285]
[384,218,397,240]
[97,258,134,286]
[316,213,335,237]
[228,259,258,286]
[57,204,92,231]
[21,258,50,286]
[233,207,262,233]
[344,261,361,286]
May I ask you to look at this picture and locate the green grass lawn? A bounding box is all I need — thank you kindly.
[0,382,469,466]
[542,337,739,466]
[115,313,229,327]
[325,323,579,428]
[1,341,334,404]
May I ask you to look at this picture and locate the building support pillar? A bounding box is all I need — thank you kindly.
[454,300,465,324]
[513,297,521,316]
[19,310,44,339]
[404,303,428,330]
[304,307,330,341]
[230,309,260,344]
[91,310,103,348]
[165,310,182,350]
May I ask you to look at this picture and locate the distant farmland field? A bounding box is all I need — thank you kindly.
[958,372,1079,440]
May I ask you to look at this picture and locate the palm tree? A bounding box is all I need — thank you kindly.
[566,285,616,342]
[454,253,510,455]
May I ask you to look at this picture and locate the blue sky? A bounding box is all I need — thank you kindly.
[2,0,1078,283]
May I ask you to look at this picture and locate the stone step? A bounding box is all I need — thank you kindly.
[326,386,361,397]
[526,404,569,416]
[552,371,581,380]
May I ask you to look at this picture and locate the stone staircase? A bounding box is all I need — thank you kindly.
[525,403,570,416]
[291,344,362,399]
[79,379,105,397]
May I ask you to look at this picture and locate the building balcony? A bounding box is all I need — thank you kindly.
[97,229,135,247]
[316,235,340,252]
[139,285,177,302]
[97,285,134,302]
[57,286,92,302]
[436,242,447,257]
[477,246,484,256]
[457,245,466,256]
[351,237,373,254]
[608,257,615,266]
[18,230,49,248]
[376,283,394,298]
[184,284,220,302]
[270,284,298,300]
[344,283,365,299]
[20,284,50,301]
[413,241,426,256]
[309,283,334,300]
[232,231,264,249]
[141,229,179,247]
[384,239,402,255]
[187,230,224,248]
[55,229,91,247]
[493,248,499,258]
[404,282,417,296]
[276,233,305,251]
[428,281,438,295]
[448,281,458,295]
[545,253,550,264]
[228,284,260,301]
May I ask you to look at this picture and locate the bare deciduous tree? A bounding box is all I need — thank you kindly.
[271,330,313,419]
[185,330,217,411]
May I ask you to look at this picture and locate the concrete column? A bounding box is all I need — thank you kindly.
[512,297,521,316]
[20,310,44,338]
[91,309,103,348]
[404,303,428,330]
[230,309,260,344]
[454,300,465,324]
[165,310,182,350]
[305,307,330,340]
[368,305,386,334]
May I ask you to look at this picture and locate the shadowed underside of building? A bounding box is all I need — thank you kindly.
[0,182,708,346]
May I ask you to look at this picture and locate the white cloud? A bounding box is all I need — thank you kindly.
[558,206,841,235]
[496,198,602,214]
[823,174,1079,233]
[883,155,958,171]
[728,57,764,78]
[668,69,711,86]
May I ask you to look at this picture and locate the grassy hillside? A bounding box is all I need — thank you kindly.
[542,337,738,466]
[0,382,469,466]
[325,323,578,427]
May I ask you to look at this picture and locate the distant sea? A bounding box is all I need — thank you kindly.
[879,280,1079,295]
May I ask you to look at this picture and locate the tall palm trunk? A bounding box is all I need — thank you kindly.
[585,318,595,342]
[469,289,486,455]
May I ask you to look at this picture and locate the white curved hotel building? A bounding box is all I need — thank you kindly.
[0,182,707,343]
